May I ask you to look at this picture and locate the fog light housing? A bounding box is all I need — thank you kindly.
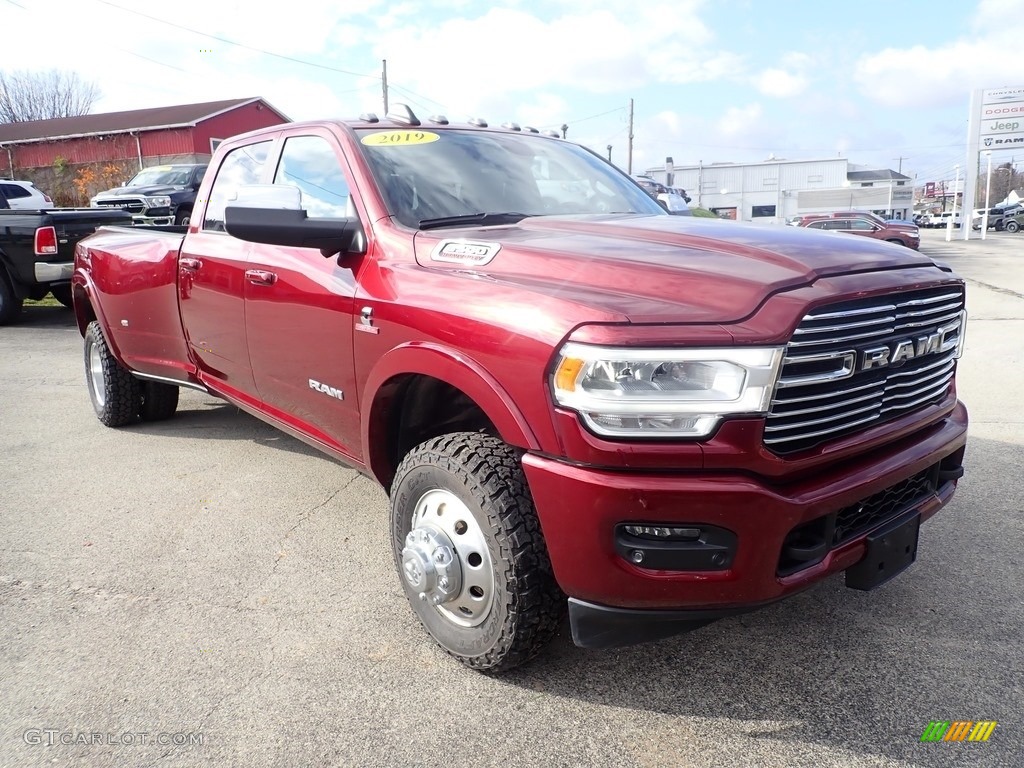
[616,523,737,571]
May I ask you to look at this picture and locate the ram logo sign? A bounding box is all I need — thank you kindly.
[309,379,344,400]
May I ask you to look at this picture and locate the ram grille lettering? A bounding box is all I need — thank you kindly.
[859,323,958,372]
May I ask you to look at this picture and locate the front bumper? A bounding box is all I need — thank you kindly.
[130,213,173,226]
[522,401,968,648]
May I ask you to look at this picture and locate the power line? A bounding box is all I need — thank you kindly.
[91,0,378,82]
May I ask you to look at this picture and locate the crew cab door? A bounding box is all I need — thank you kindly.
[243,132,363,457]
[179,138,275,402]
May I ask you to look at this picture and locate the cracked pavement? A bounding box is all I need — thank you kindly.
[1,229,1022,767]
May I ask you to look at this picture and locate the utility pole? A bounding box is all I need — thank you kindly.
[627,98,634,175]
[382,59,389,115]
[893,156,908,174]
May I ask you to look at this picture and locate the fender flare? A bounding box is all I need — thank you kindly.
[71,267,129,369]
[361,342,540,486]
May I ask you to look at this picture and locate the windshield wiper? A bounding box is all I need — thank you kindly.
[417,212,531,230]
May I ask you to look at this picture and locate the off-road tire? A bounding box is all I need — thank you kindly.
[1006,220,1021,234]
[85,320,141,427]
[139,381,179,421]
[390,432,565,672]
[50,284,74,309]
[0,271,23,325]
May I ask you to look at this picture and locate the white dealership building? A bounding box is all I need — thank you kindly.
[643,157,913,223]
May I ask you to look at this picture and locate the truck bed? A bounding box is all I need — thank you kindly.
[76,225,194,382]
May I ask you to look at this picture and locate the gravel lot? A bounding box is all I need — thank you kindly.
[1,228,1021,767]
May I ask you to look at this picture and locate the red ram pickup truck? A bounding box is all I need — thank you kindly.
[73,106,969,672]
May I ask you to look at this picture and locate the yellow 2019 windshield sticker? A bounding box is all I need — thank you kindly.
[361,130,440,146]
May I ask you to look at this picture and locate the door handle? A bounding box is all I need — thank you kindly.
[245,269,277,286]
[180,257,202,271]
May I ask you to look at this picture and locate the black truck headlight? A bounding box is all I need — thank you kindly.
[552,343,785,438]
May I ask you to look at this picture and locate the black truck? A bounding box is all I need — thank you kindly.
[89,164,208,226]
[0,207,131,324]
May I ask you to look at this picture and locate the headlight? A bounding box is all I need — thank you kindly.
[146,196,171,207]
[552,343,785,438]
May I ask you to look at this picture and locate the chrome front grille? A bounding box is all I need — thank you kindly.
[96,198,145,214]
[765,286,965,454]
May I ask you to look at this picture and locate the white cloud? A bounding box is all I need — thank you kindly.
[752,68,808,98]
[718,103,763,137]
[370,2,742,117]
[854,14,1024,108]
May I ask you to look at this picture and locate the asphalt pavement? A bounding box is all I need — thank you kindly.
[1,228,1021,767]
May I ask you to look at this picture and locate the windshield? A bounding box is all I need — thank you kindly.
[354,128,664,228]
[126,167,194,187]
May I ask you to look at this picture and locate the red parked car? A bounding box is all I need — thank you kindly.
[801,214,921,249]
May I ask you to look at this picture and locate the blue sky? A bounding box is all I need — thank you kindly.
[3,0,1023,189]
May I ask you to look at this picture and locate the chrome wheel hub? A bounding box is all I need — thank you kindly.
[403,489,495,628]
[89,343,106,408]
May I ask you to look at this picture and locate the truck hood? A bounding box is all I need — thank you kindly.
[95,185,185,198]
[412,214,941,324]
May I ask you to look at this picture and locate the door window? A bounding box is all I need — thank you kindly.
[272,135,351,218]
[202,140,273,232]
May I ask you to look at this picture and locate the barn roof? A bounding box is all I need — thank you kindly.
[0,98,291,144]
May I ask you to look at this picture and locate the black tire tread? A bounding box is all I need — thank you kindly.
[140,381,179,421]
[85,321,141,427]
[0,271,23,325]
[391,432,565,673]
[50,284,74,309]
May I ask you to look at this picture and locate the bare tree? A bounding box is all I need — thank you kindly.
[0,70,101,123]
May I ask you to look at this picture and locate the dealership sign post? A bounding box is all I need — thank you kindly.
[961,85,1024,240]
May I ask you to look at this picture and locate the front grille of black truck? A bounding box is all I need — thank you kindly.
[764,285,965,455]
[96,198,145,214]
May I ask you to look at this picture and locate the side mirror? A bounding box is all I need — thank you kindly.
[224,184,363,257]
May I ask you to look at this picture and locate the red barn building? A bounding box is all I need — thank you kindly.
[0,97,290,201]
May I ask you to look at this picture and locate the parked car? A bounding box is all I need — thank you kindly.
[0,179,53,209]
[631,176,691,215]
[793,211,909,229]
[90,164,208,226]
[975,203,1024,231]
[801,214,920,249]
[0,207,131,323]
[73,108,967,671]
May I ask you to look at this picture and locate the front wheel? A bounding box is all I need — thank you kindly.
[174,209,192,227]
[84,321,141,427]
[1006,220,1021,234]
[390,433,565,672]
